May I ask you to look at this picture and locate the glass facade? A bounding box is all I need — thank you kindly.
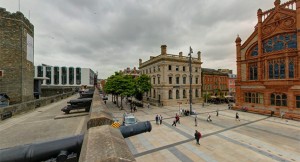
[54,67,59,85]
[76,67,81,85]
[46,66,51,85]
[69,67,74,85]
[61,67,67,85]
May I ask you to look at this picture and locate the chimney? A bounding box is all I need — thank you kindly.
[179,52,183,57]
[161,45,167,55]
[139,59,142,66]
[197,51,201,60]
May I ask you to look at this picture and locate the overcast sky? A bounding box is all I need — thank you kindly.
[0,0,289,78]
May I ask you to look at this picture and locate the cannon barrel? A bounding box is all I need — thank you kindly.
[0,121,152,162]
[120,120,152,138]
[0,134,83,162]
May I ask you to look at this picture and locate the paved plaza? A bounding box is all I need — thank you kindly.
[107,100,300,162]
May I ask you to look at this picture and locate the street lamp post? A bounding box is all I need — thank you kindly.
[188,46,193,115]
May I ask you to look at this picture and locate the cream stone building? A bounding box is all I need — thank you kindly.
[139,45,202,106]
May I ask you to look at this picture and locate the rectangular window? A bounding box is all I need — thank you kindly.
[183,66,186,71]
[169,65,172,70]
[195,67,198,72]
[61,67,67,85]
[37,66,43,77]
[158,66,160,71]
[153,67,156,72]
[249,63,258,80]
[176,66,179,71]
[244,92,263,104]
[176,77,179,84]
[46,67,51,85]
[54,67,59,85]
[158,77,160,84]
[183,77,186,84]
[169,77,172,84]
[296,96,300,108]
[196,78,198,84]
[153,78,155,84]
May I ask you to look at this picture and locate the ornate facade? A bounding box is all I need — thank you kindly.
[235,0,300,117]
[139,45,202,106]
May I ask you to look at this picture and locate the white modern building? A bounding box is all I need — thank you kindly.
[34,65,96,87]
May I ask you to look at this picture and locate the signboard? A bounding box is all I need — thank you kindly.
[26,33,34,63]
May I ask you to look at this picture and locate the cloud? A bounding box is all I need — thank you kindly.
[0,0,289,78]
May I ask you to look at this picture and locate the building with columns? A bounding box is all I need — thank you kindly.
[235,0,300,117]
[35,65,96,87]
[139,45,202,106]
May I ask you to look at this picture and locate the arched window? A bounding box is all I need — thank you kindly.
[250,44,258,56]
[269,59,285,79]
[153,90,156,98]
[249,63,257,80]
[271,93,287,106]
[169,90,173,99]
[263,33,297,53]
[183,89,186,98]
[176,90,180,99]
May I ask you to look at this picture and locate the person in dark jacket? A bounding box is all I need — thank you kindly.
[194,130,201,145]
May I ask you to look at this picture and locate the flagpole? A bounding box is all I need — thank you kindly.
[18,0,20,11]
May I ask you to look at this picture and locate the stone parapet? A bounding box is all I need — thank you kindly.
[79,126,136,162]
[0,91,75,120]
[80,89,136,161]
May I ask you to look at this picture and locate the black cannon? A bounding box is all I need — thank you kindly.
[79,91,94,99]
[61,98,92,114]
[0,121,152,162]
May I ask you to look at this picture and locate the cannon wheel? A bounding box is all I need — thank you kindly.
[64,110,70,114]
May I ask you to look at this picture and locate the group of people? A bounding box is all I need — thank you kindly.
[155,114,163,125]
[130,105,137,112]
[180,109,191,116]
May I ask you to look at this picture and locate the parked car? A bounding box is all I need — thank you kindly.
[123,114,137,126]
[102,96,108,100]
[61,98,92,114]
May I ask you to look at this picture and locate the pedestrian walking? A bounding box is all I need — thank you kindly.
[159,115,163,125]
[134,105,137,112]
[207,113,212,122]
[194,130,201,145]
[216,110,219,116]
[148,103,150,109]
[175,113,180,124]
[155,114,159,125]
[194,115,198,126]
[235,112,240,121]
[172,119,176,126]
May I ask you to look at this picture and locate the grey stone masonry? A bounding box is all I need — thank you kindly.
[0,8,34,104]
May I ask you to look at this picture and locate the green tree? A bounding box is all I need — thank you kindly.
[135,74,151,100]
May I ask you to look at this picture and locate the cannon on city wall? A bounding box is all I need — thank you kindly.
[0,121,152,162]
[61,98,92,114]
[78,91,94,99]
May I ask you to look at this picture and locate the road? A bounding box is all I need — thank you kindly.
[0,94,87,148]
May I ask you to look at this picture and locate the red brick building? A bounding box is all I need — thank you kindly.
[235,0,300,118]
[202,68,229,97]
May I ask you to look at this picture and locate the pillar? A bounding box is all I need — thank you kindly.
[257,9,263,80]
[235,35,242,106]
